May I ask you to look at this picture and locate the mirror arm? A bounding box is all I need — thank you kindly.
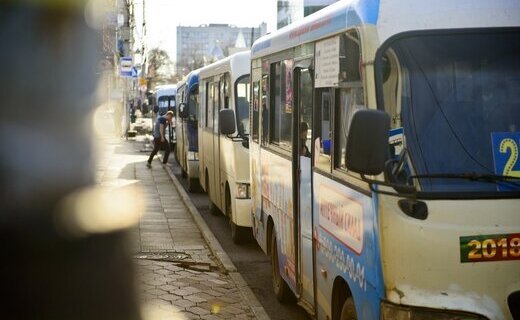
[225,133,244,142]
[360,174,417,198]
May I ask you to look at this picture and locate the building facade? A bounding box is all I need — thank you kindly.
[277,0,338,29]
[176,23,267,75]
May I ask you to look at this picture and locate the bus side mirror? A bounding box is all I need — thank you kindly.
[178,103,188,119]
[346,109,390,175]
[219,109,236,135]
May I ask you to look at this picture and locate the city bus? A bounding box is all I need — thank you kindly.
[198,51,252,243]
[155,84,177,150]
[176,70,200,191]
[245,0,520,319]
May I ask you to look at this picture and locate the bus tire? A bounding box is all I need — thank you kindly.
[230,221,250,244]
[340,297,357,320]
[187,178,198,193]
[206,172,219,215]
[270,231,295,303]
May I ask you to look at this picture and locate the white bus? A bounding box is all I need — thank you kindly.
[198,51,252,243]
[246,0,520,319]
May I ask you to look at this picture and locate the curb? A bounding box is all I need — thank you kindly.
[159,159,270,320]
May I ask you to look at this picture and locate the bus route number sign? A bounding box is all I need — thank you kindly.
[491,132,520,191]
[460,233,520,263]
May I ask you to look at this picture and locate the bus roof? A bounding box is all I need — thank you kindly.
[251,0,520,59]
[199,50,250,83]
[156,84,176,97]
[186,70,199,91]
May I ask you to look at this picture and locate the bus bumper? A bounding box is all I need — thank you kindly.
[234,198,252,228]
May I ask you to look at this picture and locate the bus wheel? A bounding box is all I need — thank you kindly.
[340,297,357,320]
[206,172,219,215]
[270,231,295,303]
[187,178,198,193]
[230,221,250,244]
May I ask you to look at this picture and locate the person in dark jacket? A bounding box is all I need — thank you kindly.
[147,110,174,167]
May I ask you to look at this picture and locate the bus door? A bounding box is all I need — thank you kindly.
[293,65,315,310]
[212,79,222,208]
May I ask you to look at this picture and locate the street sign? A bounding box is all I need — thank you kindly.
[120,57,132,77]
[131,66,139,78]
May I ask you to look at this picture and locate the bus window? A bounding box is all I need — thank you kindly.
[335,30,365,170]
[336,86,364,169]
[261,74,269,146]
[270,60,293,150]
[252,81,260,142]
[213,81,220,134]
[221,73,230,109]
[236,75,250,137]
[207,82,214,128]
[189,87,199,120]
[314,89,332,172]
[299,69,313,158]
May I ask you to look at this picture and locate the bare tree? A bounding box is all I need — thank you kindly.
[146,48,172,88]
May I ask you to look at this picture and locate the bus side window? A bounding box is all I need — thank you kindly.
[261,74,269,146]
[213,81,220,134]
[270,60,293,151]
[335,30,365,171]
[221,74,230,109]
[252,81,260,143]
[314,89,332,173]
[207,83,213,128]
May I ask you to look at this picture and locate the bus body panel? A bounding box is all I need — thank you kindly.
[380,197,520,319]
[260,149,297,292]
[313,173,384,320]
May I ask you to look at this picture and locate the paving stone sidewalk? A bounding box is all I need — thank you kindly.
[95,134,257,320]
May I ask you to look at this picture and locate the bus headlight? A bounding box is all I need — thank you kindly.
[381,302,487,320]
[187,151,198,161]
[235,183,250,199]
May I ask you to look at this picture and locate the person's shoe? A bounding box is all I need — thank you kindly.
[161,162,168,167]
[146,162,152,169]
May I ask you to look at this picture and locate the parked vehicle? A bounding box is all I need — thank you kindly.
[176,71,201,191]
[198,51,252,243]
[155,84,177,149]
[248,0,520,319]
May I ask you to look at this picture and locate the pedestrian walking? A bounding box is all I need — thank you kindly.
[147,110,173,167]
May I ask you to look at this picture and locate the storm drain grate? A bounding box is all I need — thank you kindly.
[134,252,219,272]
[134,252,190,262]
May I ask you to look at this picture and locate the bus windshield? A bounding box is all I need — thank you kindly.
[235,75,251,136]
[380,30,520,193]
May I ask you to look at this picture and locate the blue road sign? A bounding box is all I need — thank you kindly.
[120,57,133,77]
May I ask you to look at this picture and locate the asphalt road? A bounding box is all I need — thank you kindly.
[168,160,309,320]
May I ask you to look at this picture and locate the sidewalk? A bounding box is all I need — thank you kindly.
[95,133,266,320]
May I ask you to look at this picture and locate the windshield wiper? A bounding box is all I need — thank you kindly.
[409,172,520,188]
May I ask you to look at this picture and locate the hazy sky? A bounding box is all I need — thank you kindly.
[132,0,278,61]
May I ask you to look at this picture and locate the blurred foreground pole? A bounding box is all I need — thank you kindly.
[0,2,141,319]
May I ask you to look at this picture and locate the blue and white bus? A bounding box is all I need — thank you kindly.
[248,0,520,319]
[155,84,177,149]
[198,51,252,243]
[176,71,200,191]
